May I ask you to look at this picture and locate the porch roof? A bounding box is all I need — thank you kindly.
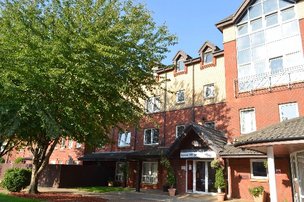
[79,151,133,161]
[234,116,304,147]
[167,123,227,156]
[234,116,304,155]
[127,147,169,160]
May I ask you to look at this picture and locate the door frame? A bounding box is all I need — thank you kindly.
[291,151,304,202]
[186,160,216,195]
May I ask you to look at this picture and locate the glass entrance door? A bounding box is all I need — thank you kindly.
[192,161,216,193]
[291,151,304,202]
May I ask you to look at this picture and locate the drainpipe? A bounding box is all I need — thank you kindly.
[163,72,168,146]
[267,146,278,202]
[191,59,195,122]
[226,159,232,199]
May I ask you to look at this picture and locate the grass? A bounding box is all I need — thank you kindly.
[78,186,132,193]
[0,193,44,202]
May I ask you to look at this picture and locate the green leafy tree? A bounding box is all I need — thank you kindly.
[0,0,176,194]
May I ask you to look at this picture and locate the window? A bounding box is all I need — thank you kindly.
[176,90,185,103]
[118,131,131,147]
[144,128,159,145]
[115,162,126,182]
[203,84,215,99]
[236,0,302,92]
[176,125,185,138]
[240,109,256,134]
[250,159,267,179]
[76,142,82,148]
[177,60,185,72]
[269,56,283,73]
[68,140,73,149]
[204,52,213,64]
[142,162,158,184]
[204,121,215,129]
[146,97,160,113]
[61,139,66,148]
[279,103,299,121]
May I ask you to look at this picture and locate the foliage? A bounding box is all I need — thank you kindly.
[211,159,221,169]
[78,186,131,193]
[263,160,268,169]
[0,0,175,193]
[0,193,43,202]
[249,186,264,197]
[14,157,24,164]
[160,157,175,188]
[1,168,31,192]
[214,167,226,192]
[0,157,5,163]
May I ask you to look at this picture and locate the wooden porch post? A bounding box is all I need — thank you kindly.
[267,146,278,202]
[136,160,142,192]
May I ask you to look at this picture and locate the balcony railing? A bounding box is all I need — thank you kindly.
[235,64,304,97]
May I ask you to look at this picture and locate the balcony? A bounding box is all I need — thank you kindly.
[234,64,304,97]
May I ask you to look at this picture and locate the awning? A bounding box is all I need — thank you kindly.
[234,116,304,155]
[127,147,169,160]
[79,151,134,161]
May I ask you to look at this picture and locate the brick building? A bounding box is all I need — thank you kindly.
[5,0,304,202]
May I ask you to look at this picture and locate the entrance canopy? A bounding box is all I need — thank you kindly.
[234,116,304,155]
[167,123,227,158]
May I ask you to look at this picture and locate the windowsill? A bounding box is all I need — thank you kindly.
[118,145,131,148]
[250,178,268,182]
[144,144,159,146]
[204,96,215,100]
[176,101,185,105]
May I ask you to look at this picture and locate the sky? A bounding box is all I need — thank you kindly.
[142,0,244,65]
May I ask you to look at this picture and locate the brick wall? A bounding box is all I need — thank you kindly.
[229,158,292,202]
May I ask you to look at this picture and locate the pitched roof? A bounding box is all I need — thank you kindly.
[220,144,264,157]
[167,123,227,156]
[234,116,304,147]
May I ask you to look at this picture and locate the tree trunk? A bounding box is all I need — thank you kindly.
[28,163,39,194]
[28,137,59,194]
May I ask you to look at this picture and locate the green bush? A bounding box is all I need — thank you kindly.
[14,157,24,164]
[0,157,5,163]
[215,167,226,191]
[1,168,31,192]
[249,186,264,197]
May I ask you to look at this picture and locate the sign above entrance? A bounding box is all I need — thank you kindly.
[180,150,216,159]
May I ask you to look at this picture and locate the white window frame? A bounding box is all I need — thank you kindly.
[250,159,268,179]
[144,128,159,145]
[203,83,215,99]
[76,142,82,148]
[203,52,213,64]
[118,131,131,147]
[177,60,185,72]
[176,125,185,138]
[68,140,73,149]
[279,102,299,121]
[176,90,185,103]
[146,96,160,113]
[142,161,158,184]
[240,108,256,134]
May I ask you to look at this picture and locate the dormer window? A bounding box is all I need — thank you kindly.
[177,60,185,72]
[204,52,213,64]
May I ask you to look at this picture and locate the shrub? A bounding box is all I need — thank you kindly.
[249,186,264,197]
[1,168,31,192]
[215,167,226,192]
[14,157,24,164]
[0,157,5,163]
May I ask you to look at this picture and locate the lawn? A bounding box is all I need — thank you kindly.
[78,186,132,193]
[0,193,44,202]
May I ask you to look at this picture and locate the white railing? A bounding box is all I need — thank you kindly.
[142,175,158,184]
[236,64,304,93]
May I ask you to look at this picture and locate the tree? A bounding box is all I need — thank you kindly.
[0,0,176,194]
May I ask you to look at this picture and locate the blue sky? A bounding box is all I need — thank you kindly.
[142,0,244,65]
